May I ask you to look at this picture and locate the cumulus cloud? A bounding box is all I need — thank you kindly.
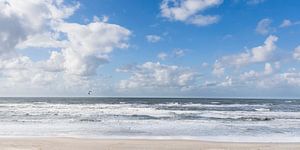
[157,52,168,60]
[17,32,67,49]
[280,72,300,86]
[240,70,260,81]
[255,70,300,88]
[210,61,300,93]
[240,63,277,81]
[212,35,278,79]
[160,0,223,26]
[146,35,161,43]
[219,76,232,87]
[251,35,278,62]
[202,76,233,88]
[280,19,292,28]
[232,62,300,89]
[0,0,79,88]
[264,62,273,75]
[279,19,300,28]
[173,49,186,57]
[212,60,224,76]
[293,46,300,60]
[255,18,274,35]
[216,35,278,68]
[0,54,61,91]
[93,15,109,23]
[0,0,72,42]
[55,21,131,76]
[157,49,186,61]
[0,0,131,94]
[37,51,65,72]
[118,62,198,90]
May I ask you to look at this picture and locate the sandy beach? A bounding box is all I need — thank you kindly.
[0,138,299,150]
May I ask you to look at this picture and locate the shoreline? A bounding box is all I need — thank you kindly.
[1,135,300,143]
[0,137,299,150]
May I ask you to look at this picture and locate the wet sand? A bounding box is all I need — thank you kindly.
[0,137,299,150]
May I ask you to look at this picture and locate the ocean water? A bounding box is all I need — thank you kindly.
[0,97,299,142]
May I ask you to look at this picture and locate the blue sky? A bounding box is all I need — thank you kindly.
[1,0,300,97]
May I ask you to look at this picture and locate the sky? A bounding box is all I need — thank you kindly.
[0,0,300,98]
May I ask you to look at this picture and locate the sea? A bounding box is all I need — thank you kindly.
[0,97,299,142]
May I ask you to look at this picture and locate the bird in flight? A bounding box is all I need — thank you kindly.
[88,91,92,95]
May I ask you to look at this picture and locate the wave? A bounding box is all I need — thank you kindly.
[0,99,299,139]
[80,118,102,122]
[255,108,270,112]
[239,117,274,121]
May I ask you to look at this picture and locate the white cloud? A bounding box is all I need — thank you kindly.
[0,0,78,88]
[0,55,60,89]
[219,52,251,67]
[55,21,131,76]
[38,51,65,72]
[57,22,130,55]
[93,15,109,22]
[146,35,161,43]
[241,63,277,81]
[279,19,300,28]
[102,16,109,22]
[264,62,273,75]
[0,0,131,77]
[280,72,300,86]
[216,35,278,68]
[212,35,278,80]
[160,0,223,26]
[0,0,78,32]
[219,76,232,87]
[255,18,273,35]
[17,32,67,49]
[0,55,31,70]
[0,0,78,55]
[253,70,300,88]
[293,46,300,60]
[210,63,300,93]
[157,49,186,60]
[115,64,137,73]
[251,35,278,62]
[118,62,198,90]
[240,70,259,80]
[235,63,300,89]
[212,60,224,76]
[157,52,168,60]
[202,76,233,88]
[0,0,131,95]
[173,49,186,57]
[280,19,292,28]
[187,14,220,26]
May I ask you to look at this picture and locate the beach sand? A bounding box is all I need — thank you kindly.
[0,138,299,150]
